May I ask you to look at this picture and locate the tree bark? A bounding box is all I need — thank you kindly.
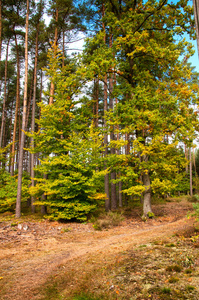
[190,148,193,196]
[16,0,29,218]
[11,32,21,176]
[0,38,10,148]
[142,155,153,217]
[102,4,110,211]
[49,6,58,105]
[30,25,39,213]
[109,33,117,210]
[104,73,110,211]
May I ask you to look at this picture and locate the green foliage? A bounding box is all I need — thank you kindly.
[0,169,31,213]
[0,170,17,213]
[28,47,106,221]
[80,0,199,212]
[28,0,199,218]
[32,126,106,221]
[192,202,199,221]
[189,194,199,222]
[147,212,155,219]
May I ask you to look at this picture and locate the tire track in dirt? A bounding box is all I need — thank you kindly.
[0,215,195,300]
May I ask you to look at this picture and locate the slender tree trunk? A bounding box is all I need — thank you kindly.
[96,78,99,127]
[11,32,21,176]
[104,73,110,211]
[62,30,65,67]
[102,4,110,211]
[115,80,122,207]
[0,38,10,148]
[185,144,188,173]
[109,33,117,210]
[49,6,58,105]
[16,0,29,218]
[30,26,39,213]
[190,148,193,196]
[39,70,47,214]
[9,100,14,172]
[93,78,99,128]
[25,72,34,131]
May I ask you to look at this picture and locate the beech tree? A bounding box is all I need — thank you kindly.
[75,0,199,217]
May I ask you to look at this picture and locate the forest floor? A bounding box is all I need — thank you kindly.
[0,197,199,300]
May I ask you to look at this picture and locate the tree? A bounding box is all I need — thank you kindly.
[16,0,29,218]
[29,0,44,212]
[28,49,106,221]
[82,0,198,216]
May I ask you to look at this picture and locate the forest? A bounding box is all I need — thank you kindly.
[1,0,199,222]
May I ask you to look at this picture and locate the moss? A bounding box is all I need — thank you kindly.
[147,212,155,219]
[165,243,176,247]
[185,285,195,291]
[168,276,179,283]
[161,287,171,294]
[166,265,182,272]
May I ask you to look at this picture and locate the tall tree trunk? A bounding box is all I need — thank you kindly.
[16,0,29,218]
[115,78,122,207]
[102,4,110,211]
[11,32,21,176]
[104,73,110,211]
[30,26,39,213]
[0,38,10,148]
[93,77,99,128]
[62,30,65,68]
[39,70,47,214]
[185,144,188,173]
[190,148,193,196]
[109,33,117,210]
[9,100,14,172]
[49,6,58,105]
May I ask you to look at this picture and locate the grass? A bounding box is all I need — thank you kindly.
[166,265,182,272]
[72,293,105,300]
[91,211,124,230]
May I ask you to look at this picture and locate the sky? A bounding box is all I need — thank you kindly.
[189,39,199,72]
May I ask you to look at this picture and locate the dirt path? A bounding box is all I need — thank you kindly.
[0,199,197,300]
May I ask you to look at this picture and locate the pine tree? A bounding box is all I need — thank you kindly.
[16,0,29,218]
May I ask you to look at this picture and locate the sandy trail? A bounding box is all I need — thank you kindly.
[0,200,196,299]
